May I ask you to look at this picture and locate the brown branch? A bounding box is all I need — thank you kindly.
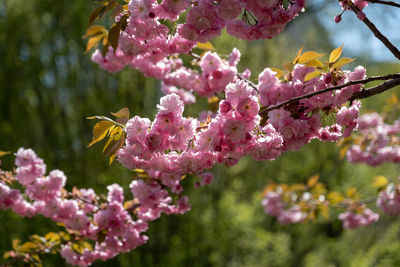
[259,73,400,114]
[350,77,400,101]
[368,0,400,8]
[348,2,400,61]
[361,16,400,61]
[236,73,259,92]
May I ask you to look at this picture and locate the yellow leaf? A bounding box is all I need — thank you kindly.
[270,68,283,78]
[3,251,11,260]
[133,168,146,173]
[373,175,388,187]
[327,191,344,205]
[346,187,359,199]
[319,205,330,219]
[85,34,105,53]
[124,200,135,209]
[331,57,355,69]
[290,184,306,191]
[307,174,320,187]
[44,232,60,243]
[304,70,322,82]
[329,44,343,63]
[109,132,126,164]
[282,62,294,71]
[18,241,38,253]
[196,42,215,51]
[103,129,125,163]
[0,151,11,157]
[12,239,20,250]
[83,25,107,38]
[304,59,323,67]
[82,241,92,250]
[111,107,129,118]
[292,46,304,64]
[339,144,349,159]
[262,183,277,196]
[112,107,130,125]
[297,51,324,64]
[88,121,114,147]
[312,183,327,196]
[72,243,85,254]
[387,94,398,105]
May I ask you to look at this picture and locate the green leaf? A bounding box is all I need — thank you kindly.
[329,44,343,63]
[88,121,114,147]
[331,57,355,69]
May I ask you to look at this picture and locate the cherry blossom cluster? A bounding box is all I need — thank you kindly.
[91,0,305,87]
[262,192,307,224]
[259,65,365,150]
[338,208,379,229]
[377,182,400,215]
[260,183,381,229]
[0,148,190,266]
[346,112,400,166]
[116,59,367,190]
[93,47,247,99]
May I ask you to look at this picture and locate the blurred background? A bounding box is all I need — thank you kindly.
[1,0,400,266]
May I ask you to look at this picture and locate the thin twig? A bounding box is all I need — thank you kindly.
[259,73,400,114]
[368,0,400,8]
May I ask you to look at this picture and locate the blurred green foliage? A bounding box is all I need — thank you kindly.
[1,0,400,266]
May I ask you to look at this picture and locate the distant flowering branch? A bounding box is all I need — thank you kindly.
[260,73,400,115]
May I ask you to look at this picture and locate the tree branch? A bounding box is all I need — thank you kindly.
[259,73,400,114]
[368,0,400,8]
[350,77,400,101]
[236,73,259,92]
[358,11,400,61]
